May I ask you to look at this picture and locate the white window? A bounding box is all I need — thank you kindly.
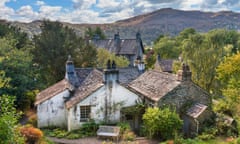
[80,106,91,122]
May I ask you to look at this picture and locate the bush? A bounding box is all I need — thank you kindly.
[117,122,131,134]
[20,125,43,143]
[122,130,136,141]
[142,107,183,139]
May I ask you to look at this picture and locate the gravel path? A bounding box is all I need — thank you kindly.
[47,137,159,144]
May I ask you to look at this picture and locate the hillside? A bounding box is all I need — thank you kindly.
[6,8,240,44]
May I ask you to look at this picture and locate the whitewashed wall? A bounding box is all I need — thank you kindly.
[37,90,69,128]
[68,83,139,131]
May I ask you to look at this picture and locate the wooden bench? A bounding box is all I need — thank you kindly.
[97,125,120,142]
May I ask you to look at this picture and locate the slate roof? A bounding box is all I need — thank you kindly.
[128,70,180,102]
[90,39,144,55]
[118,67,141,85]
[35,67,140,107]
[35,79,73,105]
[66,69,104,109]
[159,59,174,72]
[186,103,208,119]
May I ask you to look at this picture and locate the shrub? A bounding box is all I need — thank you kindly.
[143,107,183,139]
[122,130,136,141]
[20,125,43,143]
[117,122,131,134]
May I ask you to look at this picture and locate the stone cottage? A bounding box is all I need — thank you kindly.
[35,57,212,135]
[90,32,144,66]
[35,57,141,131]
[128,64,212,135]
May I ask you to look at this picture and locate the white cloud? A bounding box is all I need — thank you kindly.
[2,0,240,23]
[39,5,62,20]
[0,0,15,20]
[36,1,45,6]
[72,0,96,9]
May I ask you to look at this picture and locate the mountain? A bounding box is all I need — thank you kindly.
[6,8,240,44]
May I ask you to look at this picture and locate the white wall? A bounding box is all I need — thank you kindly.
[68,83,139,131]
[37,90,69,128]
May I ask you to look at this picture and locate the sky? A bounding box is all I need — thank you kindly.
[1,0,240,24]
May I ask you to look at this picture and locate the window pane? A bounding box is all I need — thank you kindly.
[80,106,91,122]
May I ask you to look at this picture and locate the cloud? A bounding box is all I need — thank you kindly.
[36,1,45,6]
[1,0,240,23]
[38,5,62,20]
[0,0,15,20]
[72,0,96,9]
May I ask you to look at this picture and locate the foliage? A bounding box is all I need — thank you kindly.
[0,95,25,144]
[0,23,28,49]
[153,28,240,95]
[0,37,37,110]
[117,122,131,134]
[20,125,43,143]
[182,29,239,93]
[142,107,183,139]
[216,53,240,116]
[97,48,129,68]
[85,27,106,39]
[42,120,99,139]
[144,48,156,69]
[154,36,180,59]
[32,20,97,86]
[122,130,136,141]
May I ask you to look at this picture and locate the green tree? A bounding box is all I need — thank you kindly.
[215,53,240,115]
[33,20,97,86]
[97,48,129,68]
[182,29,239,93]
[142,107,182,139]
[85,27,106,39]
[0,37,37,110]
[0,71,25,143]
[0,23,28,49]
[153,36,179,59]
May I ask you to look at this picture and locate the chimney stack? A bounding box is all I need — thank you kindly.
[65,55,79,87]
[103,60,119,83]
[177,63,192,81]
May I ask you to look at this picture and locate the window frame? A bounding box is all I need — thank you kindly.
[80,105,91,122]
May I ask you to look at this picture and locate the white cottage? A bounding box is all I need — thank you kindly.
[35,57,141,131]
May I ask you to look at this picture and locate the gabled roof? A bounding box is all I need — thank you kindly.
[90,39,144,55]
[159,59,174,72]
[35,67,141,106]
[35,79,73,105]
[186,103,208,119]
[128,70,180,102]
[65,69,104,109]
[118,67,141,85]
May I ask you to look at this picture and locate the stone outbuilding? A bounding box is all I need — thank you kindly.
[128,64,212,135]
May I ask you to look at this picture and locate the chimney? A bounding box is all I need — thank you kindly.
[136,31,141,41]
[114,32,121,50]
[65,55,79,87]
[177,63,192,81]
[103,60,119,84]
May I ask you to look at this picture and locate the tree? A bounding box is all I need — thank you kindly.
[85,27,106,39]
[0,37,37,110]
[142,107,182,139]
[153,36,180,59]
[182,29,240,93]
[96,48,129,68]
[33,20,97,86]
[215,53,240,116]
[0,23,28,49]
[0,95,25,143]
